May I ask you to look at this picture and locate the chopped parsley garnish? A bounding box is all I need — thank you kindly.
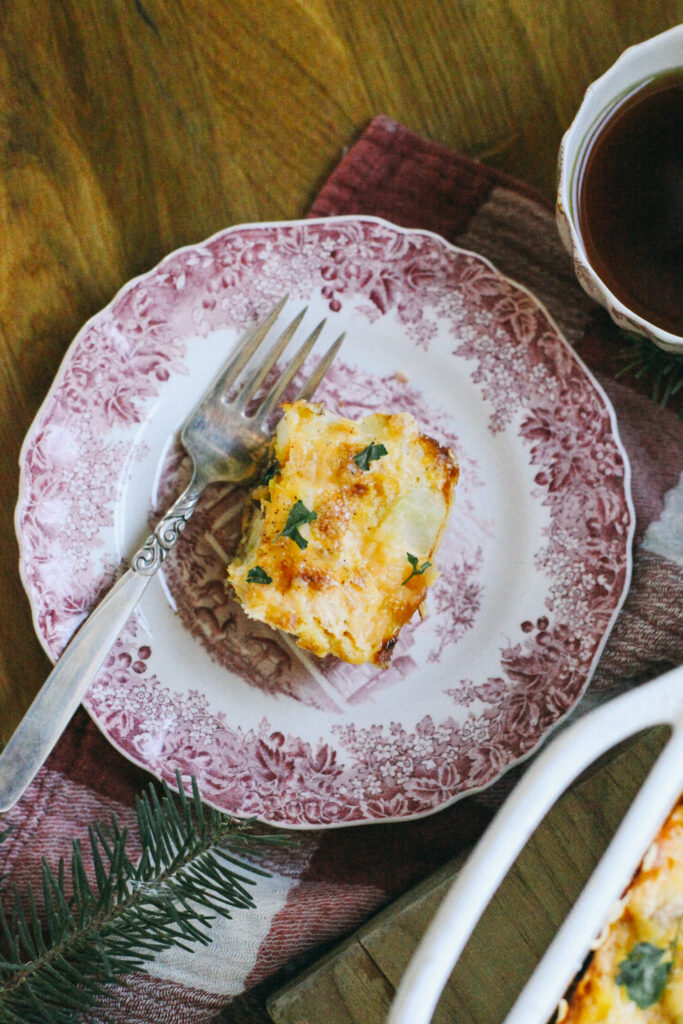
[279,500,317,550]
[261,460,279,485]
[402,552,432,585]
[247,566,272,584]
[353,442,388,471]
[616,941,674,1009]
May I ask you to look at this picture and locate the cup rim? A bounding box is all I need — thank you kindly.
[557,25,683,353]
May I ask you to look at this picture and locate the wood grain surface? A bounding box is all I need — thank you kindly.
[1,0,679,741]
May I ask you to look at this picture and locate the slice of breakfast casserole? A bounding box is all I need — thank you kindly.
[226,399,458,666]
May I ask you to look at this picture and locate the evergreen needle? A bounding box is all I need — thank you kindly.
[0,773,294,1023]
[616,330,683,414]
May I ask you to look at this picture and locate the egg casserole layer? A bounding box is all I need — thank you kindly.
[564,797,683,1022]
[226,400,458,666]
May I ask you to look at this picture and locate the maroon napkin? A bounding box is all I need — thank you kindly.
[2,116,682,1024]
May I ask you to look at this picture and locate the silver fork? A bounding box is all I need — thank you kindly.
[0,297,344,812]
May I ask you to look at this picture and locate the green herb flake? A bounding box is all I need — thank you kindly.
[279,500,317,550]
[402,552,432,585]
[616,941,673,1009]
[353,442,388,471]
[261,460,279,485]
[247,566,272,584]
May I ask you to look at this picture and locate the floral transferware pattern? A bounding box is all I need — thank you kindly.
[15,216,633,827]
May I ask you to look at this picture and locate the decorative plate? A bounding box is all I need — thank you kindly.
[15,216,634,828]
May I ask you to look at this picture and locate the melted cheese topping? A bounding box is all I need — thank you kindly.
[227,400,458,666]
[565,799,683,1022]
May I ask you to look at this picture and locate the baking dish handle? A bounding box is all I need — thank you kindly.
[387,664,683,1024]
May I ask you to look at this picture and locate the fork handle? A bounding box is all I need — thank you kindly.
[0,479,202,812]
[131,479,202,574]
[0,568,150,811]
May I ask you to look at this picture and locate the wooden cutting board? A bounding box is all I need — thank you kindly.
[268,726,669,1024]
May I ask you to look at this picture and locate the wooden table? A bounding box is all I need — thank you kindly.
[0,4,679,1021]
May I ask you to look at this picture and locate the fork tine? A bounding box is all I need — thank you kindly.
[201,295,288,406]
[235,307,307,409]
[255,318,327,420]
[293,333,345,402]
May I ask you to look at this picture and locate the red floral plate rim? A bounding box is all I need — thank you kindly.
[15,216,634,828]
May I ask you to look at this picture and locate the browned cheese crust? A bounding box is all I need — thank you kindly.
[226,400,458,666]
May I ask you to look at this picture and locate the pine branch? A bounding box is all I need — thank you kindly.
[616,331,683,413]
[0,827,11,896]
[0,774,293,1023]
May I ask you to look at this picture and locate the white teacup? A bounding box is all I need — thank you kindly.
[557,26,683,353]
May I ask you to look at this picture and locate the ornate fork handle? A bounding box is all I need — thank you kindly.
[132,481,202,575]
[0,479,204,812]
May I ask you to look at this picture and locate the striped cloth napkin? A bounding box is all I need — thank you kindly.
[2,115,682,1024]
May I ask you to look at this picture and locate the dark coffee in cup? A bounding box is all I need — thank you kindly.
[574,69,683,336]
